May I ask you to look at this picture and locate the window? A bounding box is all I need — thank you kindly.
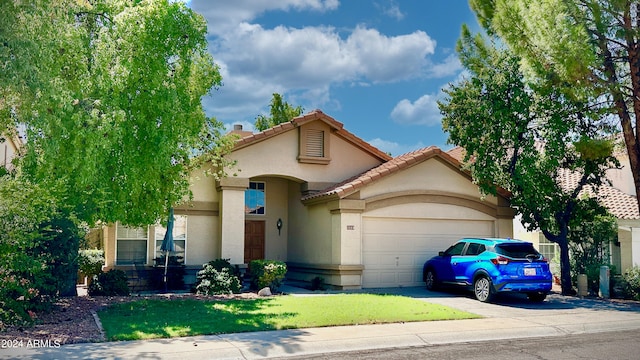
[116,224,148,265]
[445,242,466,256]
[155,215,187,263]
[538,234,560,273]
[245,181,265,215]
[465,243,486,256]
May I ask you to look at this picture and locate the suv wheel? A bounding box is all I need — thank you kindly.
[527,292,547,302]
[473,276,494,302]
[425,269,437,291]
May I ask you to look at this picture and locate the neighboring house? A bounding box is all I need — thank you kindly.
[0,131,21,171]
[102,110,514,289]
[447,145,640,276]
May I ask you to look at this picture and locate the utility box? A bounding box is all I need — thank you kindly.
[599,266,610,299]
[577,274,588,296]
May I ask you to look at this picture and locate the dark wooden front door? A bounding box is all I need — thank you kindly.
[244,220,265,263]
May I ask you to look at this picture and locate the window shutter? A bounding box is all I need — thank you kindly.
[306,129,324,157]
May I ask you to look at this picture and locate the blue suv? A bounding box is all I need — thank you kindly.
[422,238,552,302]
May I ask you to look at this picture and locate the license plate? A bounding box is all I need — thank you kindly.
[524,268,537,276]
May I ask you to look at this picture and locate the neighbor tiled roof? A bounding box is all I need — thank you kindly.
[302,146,462,201]
[449,146,639,220]
[559,169,640,220]
[233,109,392,162]
[447,146,466,162]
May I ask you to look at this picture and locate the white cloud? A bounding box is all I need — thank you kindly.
[390,93,442,126]
[427,54,462,78]
[376,0,405,20]
[368,138,427,157]
[191,1,445,124]
[205,21,436,122]
[191,0,339,35]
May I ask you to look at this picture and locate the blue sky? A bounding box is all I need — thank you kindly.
[188,1,481,156]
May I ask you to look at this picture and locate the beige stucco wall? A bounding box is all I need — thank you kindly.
[229,127,383,184]
[188,167,219,203]
[360,158,497,206]
[607,152,636,196]
[184,215,220,266]
[288,199,333,265]
[0,136,19,170]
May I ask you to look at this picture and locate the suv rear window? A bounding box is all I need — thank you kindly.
[494,243,540,259]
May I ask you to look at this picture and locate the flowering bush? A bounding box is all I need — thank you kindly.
[248,260,287,292]
[78,249,104,281]
[194,259,242,295]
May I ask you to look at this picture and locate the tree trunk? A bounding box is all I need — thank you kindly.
[557,236,575,296]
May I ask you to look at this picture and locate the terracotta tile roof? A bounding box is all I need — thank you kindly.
[449,146,639,220]
[559,169,640,220]
[302,146,463,201]
[447,146,466,162]
[233,109,392,162]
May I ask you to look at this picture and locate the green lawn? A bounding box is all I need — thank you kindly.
[97,294,480,341]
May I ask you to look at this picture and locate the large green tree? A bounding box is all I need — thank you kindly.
[2,0,225,226]
[254,93,304,131]
[439,28,616,295]
[470,0,640,213]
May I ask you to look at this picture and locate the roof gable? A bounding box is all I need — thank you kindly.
[232,110,391,163]
[302,146,470,201]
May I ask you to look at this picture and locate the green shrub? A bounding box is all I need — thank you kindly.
[78,249,104,279]
[88,270,130,296]
[248,260,287,292]
[0,178,84,329]
[621,266,640,301]
[194,259,241,295]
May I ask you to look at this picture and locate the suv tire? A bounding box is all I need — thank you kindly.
[473,276,494,302]
[424,269,437,291]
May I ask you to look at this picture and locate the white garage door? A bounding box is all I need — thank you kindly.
[362,217,495,288]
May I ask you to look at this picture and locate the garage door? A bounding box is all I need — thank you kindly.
[362,217,494,288]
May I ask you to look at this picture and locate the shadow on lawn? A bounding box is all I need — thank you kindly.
[97,298,298,341]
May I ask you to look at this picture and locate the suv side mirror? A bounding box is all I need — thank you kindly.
[439,251,445,256]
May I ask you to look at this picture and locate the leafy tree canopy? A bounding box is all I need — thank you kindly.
[254,93,304,131]
[470,0,640,213]
[438,27,617,294]
[1,0,225,226]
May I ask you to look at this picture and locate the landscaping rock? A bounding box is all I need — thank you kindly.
[258,287,272,296]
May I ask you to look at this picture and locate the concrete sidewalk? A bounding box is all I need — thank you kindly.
[3,287,640,359]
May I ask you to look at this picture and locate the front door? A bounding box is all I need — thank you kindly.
[244,220,265,263]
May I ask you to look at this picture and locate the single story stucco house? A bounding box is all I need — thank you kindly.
[102,110,514,289]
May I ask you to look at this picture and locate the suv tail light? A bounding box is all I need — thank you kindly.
[491,256,509,265]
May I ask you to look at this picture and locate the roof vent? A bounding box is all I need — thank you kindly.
[233,124,243,131]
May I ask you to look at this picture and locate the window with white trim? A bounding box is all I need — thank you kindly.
[116,224,148,265]
[155,215,187,263]
[538,234,560,274]
[245,181,265,215]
